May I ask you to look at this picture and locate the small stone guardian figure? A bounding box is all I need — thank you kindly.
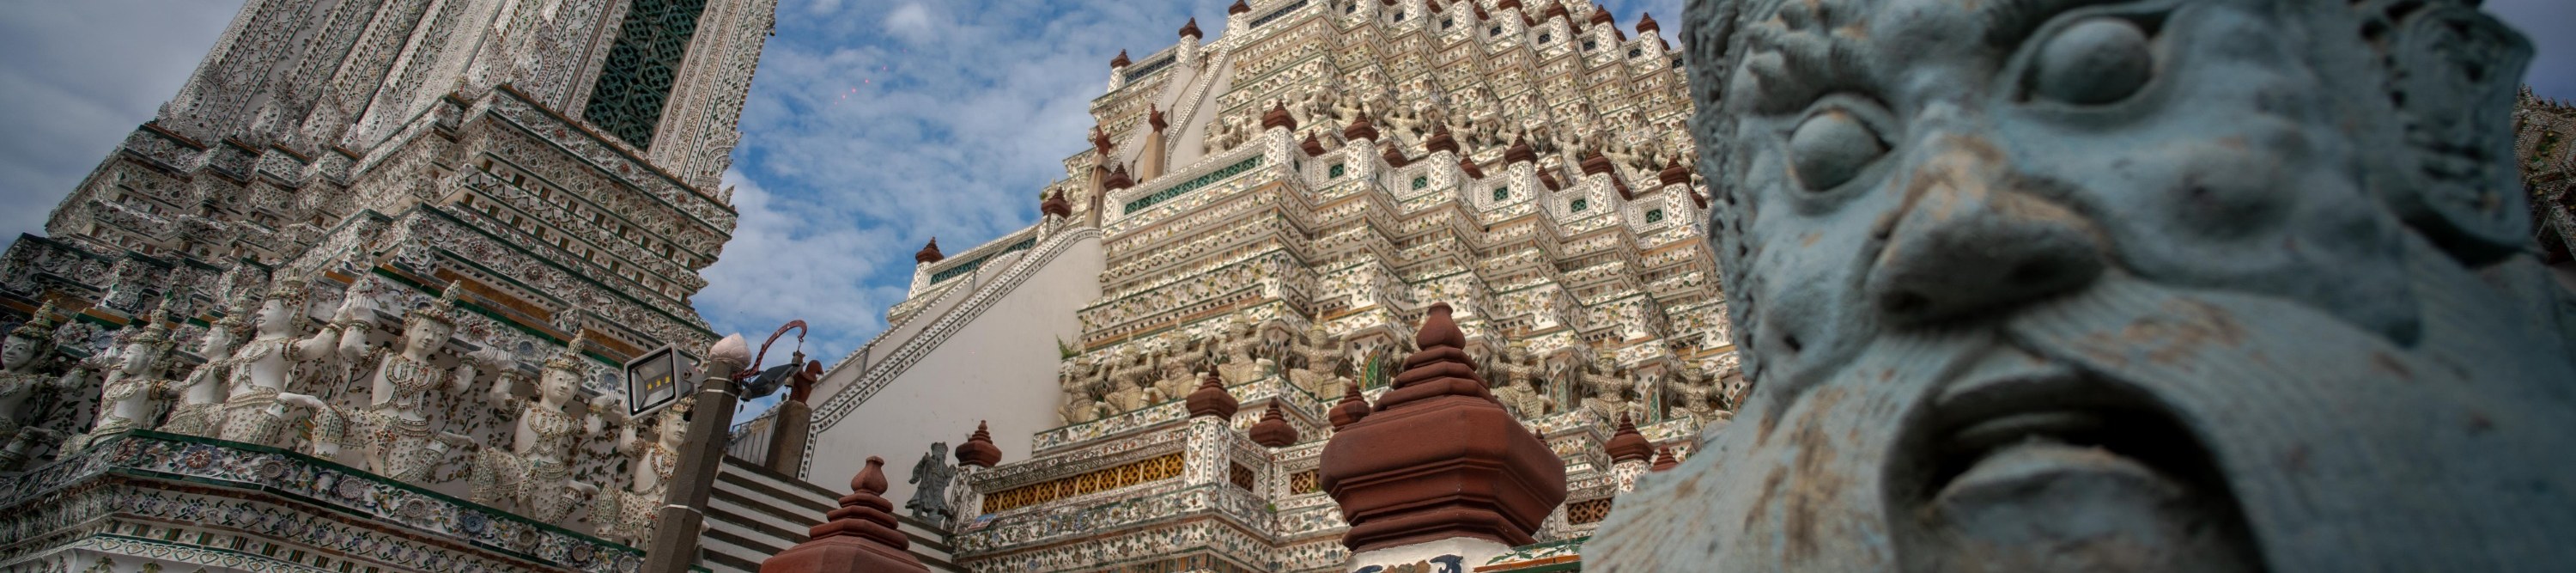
[593,396,690,546]
[1490,342,1554,418]
[1057,357,1107,424]
[1217,320,1270,385]
[1579,356,1642,423]
[1154,345,1199,400]
[0,302,70,465]
[64,304,176,454]
[1288,324,1349,399]
[161,297,250,437]
[215,277,343,453]
[906,442,957,526]
[1664,361,1719,423]
[470,335,610,522]
[346,283,477,485]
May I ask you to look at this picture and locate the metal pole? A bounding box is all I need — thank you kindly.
[641,358,744,573]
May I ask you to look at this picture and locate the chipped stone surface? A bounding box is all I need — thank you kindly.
[1589,0,2576,570]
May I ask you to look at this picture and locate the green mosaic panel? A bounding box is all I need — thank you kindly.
[581,0,710,151]
[1123,155,1264,214]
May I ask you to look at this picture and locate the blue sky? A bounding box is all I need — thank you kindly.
[0,0,2570,370]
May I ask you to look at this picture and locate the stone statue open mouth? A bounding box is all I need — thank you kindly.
[1892,357,2265,572]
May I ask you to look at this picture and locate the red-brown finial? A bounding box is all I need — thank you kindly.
[1658,155,1692,186]
[1041,189,1072,218]
[1179,17,1202,39]
[914,238,944,265]
[1229,0,1251,15]
[1381,143,1412,168]
[1187,370,1238,419]
[957,421,1002,467]
[1149,104,1168,132]
[1504,136,1538,166]
[1251,401,1299,448]
[1635,11,1660,35]
[1649,446,1679,472]
[1588,3,1613,26]
[1607,413,1652,464]
[1425,125,1461,156]
[1316,300,1567,552]
[1344,110,1379,143]
[759,456,927,573]
[1579,149,1614,176]
[1091,125,1114,155]
[1103,163,1136,191]
[1460,157,1486,180]
[1300,132,1328,156]
[1537,166,1564,191]
[1262,101,1298,131]
[1111,50,1132,68]
[1329,381,1370,430]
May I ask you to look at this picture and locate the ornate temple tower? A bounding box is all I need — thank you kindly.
[788,2,1729,570]
[0,2,784,572]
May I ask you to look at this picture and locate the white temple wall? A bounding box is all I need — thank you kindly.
[806,235,1103,504]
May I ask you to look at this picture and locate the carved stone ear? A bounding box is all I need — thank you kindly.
[2385,5,2533,264]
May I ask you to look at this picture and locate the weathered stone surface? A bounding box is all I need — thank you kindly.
[1589,0,2576,570]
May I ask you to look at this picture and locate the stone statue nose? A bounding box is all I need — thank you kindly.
[1863,143,2103,326]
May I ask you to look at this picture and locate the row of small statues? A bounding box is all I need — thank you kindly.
[0,279,686,546]
[1050,316,1741,425]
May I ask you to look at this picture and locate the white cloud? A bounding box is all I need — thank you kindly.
[883,3,938,45]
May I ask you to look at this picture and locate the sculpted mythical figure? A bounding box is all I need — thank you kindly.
[0,302,73,466]
[593,397,690,546]
[1578,356,1643,423]
[1154,344,1199,400]
[1105,348,1157,412]
[1664,361,1720,423]
[1589,0,2576,570]
[161,297,250,437]
[1489,342,1554,418]
[1057,356,1108,424]
[906,442,957,525]
[1288,324,1351,399]
[343,283,479,485]
[470,336,610,522]
[1216,320,1270,385]
[64,304,177,454]
[214,277,343,453]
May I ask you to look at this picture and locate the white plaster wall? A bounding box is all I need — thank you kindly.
[804,235,1104,505]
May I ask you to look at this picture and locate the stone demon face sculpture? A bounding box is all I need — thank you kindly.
[1591,0,2576,570]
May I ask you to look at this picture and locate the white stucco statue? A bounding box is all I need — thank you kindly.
[346,283,478,485]
[593,396,690,545]
[1217,320,1270,385]
[0,301,73,466]
[67,303,180,454]
[1580,356,1643,424]
[469,334,609,522]
[161,297,250,437]
[216,277,343,454]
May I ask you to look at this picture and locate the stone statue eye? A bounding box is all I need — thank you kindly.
[2027,17,2154,105]
[1787,108,1886,191]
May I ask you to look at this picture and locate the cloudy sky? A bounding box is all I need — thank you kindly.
[1,0,2570,370]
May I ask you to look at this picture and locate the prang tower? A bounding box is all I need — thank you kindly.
[770,1,1737,571]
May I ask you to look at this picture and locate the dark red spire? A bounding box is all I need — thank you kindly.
[1537,166,1564,191]
[1381,143,1412,168]
[1261,101,1298,131]
[1179,17,1202,39]
[757,456,928,573]
[1091,125,1114,155]
[1103,163,1136,191]
[1425,125,1461,156]
[1041,189,1072,218]
[1459,157,1486,179]
[1329,381,1370,430]
[1649,446,1679,472]
[1588,3,1613,26]
[1187,370,1238,419]
[1658,155,1692,186]
[1542,3,1570,22]
[956,421,1002,467]
[1579,149,1614,176]
[1111,50,1131,68]
[1504,136,1538,166]
[1251,402,1300,448]
[1229,0,1251,15]
[1606,413,1652,463]
[914,239,943,265]
[1301,132,1328,156]
[1343,110,1379,143]
[1317,302,1567,552]
[1635,11,1660,35]
[1149,104,1168,132]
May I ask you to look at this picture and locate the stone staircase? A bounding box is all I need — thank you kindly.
[702,456,963,573]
